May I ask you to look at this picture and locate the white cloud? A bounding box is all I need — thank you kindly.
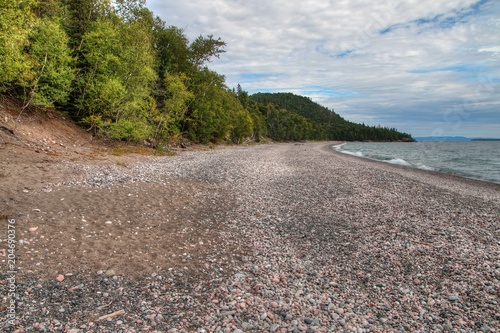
[147,0,500,137]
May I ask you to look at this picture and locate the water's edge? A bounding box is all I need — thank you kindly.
[332,142,500,185]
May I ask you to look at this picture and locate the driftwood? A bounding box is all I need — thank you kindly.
[96,301,113,310]
[97,309,125,321]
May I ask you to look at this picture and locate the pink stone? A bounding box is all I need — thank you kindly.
[56,274,64,282]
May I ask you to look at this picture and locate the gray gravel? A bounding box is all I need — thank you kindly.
[3,142,499,332]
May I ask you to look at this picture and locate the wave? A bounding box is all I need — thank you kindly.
[417,164,436,171]
[385,158,412,166]
[343,150,364,157]
[332,143,346,151]
[332,144,364,157]
[333,144,434,170]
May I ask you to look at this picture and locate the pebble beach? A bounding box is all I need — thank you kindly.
[1,141,499,333]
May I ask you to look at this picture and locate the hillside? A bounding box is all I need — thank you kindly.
[0,95,94,156]
[251,92,414,142]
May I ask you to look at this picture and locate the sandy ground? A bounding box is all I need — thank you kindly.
[0,144,242,280]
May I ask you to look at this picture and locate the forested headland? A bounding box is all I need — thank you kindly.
[0,0,413,146]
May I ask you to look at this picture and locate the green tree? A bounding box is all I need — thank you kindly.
[151,72,194,144]
[0,0,34,89]
[189,34,226,68]
[75,11,156,141]
[186,68,229,143]
[23,18,74,108]
[76,18,126,120]
[62,0,113,51]
[32,0,65,18]
[226,91,253,143]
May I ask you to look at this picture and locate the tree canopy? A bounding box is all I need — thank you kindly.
[0,0,413,145]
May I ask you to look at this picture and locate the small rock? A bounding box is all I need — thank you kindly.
[447,294,460,301]
[481,325,493,332]
[297,323,308,331]
[56,274,64,282]
[270,324,280,332]
[105,269,115,276]
[241,322,252,330]
[304,317,313,324]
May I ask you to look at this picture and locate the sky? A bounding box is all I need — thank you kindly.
[147,0,500,138]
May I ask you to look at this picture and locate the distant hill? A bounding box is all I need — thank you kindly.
[250,92,414,142]
[415,136,471,141]
[471,138,500,141]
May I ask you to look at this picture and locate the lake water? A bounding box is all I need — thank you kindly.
[333,141,500,184]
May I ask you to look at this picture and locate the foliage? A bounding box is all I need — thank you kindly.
[150,72,193,143]
[24,18,74,107]
[107,118,151,142]
[185,68,231,143]
[0,0,34,89]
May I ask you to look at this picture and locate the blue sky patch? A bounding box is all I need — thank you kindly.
[240,73,271,81]
[301,86,359,98]
[408,63,486,74]
[380,0,491,34]
[333,50,354,58]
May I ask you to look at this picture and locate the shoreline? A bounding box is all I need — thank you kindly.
[331,141,500,187]
[1,141,499,332]
[332,141,500,185]
[323,142,500,203]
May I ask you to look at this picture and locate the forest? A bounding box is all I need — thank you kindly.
[250,93,414,142]
[0,0,413,146]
